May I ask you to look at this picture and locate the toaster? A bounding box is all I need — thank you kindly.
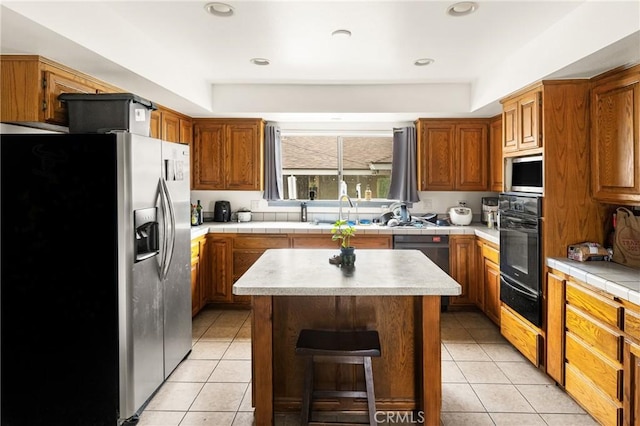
[213,200,231,222]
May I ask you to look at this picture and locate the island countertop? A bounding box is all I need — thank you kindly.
[232,248,462,296]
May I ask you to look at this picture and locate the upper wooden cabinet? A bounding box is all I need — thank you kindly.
[501,88,542,155]
[1,55,118,127]
[150,107,192,144]
[192,118,264,190]
[489,115,503,192]
[416,119,489,191]
[591,64,640,204]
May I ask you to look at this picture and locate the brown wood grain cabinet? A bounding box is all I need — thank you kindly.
[489,114,503,192]
[1,55,119,127]
[150,110,161,139]
[204,235,233,303]
[500,304,542,366]
[191,237,206,317]
[193,118,264,190]
[449,235,477,306]
[482,246,501,326]
[501,88,542,155]
[591,64,640,204]
[416,119,489,191]
[544,268,640,426]
[232,234,289,305]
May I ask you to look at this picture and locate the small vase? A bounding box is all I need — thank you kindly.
[340,247,356,267]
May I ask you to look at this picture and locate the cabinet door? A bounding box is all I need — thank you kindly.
[420,122,455,190]
[591,70,640,204]
[191,259,200,317]
[449,235,476,306]
[502,99,518,153]
[475,240,485,310]
[518,91,542,151]
[489,116,503,192]
[205,236,232,303]
[484,258,501,326]
[150,110,161,139]
[43,70,97,125]
[179,118,193,144]
[456,122,488,191]
[162,111,180,143]
[193,122,226,189]
[624,340,640,426]
[546,272,566,384]
[226,122,262,190]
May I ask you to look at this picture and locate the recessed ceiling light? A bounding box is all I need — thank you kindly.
[331,29,352,38]
[250,58,270,66]
[446,2,478,17]
[204,2,234,17]
[414,58,435,67]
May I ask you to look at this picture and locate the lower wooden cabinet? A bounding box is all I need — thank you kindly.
[205,235,233,303]
[546,267,640,426]
[232,234,289,305]
[500,304,542,366]
[449,235,476,306]
[624,340,640,426]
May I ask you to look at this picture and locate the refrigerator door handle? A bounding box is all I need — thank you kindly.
[159,177,176,281]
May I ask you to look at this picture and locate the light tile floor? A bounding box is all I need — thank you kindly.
[138,308,599,426]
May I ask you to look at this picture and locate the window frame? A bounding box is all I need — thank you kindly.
[275,130,395,205]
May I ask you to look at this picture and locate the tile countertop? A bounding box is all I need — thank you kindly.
[233,249,462,296]
[547,257,640,305]
[190,221,500,245]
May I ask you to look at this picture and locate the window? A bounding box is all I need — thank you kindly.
[281,134,393,200]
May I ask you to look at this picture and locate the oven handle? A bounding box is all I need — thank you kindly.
[500,275,538,300]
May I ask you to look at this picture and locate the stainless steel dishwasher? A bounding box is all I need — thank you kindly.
[393,234,450,310]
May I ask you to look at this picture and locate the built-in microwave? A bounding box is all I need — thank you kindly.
[505,155,543,194]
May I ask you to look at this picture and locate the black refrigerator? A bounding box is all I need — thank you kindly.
[1,132,192,425]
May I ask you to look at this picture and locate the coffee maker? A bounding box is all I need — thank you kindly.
[481,197,499,226]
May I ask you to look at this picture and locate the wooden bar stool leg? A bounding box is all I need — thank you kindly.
[364,356,377,426]
[300,356,314,425]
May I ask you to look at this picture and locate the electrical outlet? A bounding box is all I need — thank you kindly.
[457,200,467,206]
[423,198,433,209]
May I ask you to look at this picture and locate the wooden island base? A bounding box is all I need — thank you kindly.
[252,295,442,426]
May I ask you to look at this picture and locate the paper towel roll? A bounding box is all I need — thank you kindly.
[287,175,297,200]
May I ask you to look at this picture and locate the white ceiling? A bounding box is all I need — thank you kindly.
[1,1,639,126]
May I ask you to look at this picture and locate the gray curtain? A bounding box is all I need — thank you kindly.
[387,126,420,202]
[264,122,283,200]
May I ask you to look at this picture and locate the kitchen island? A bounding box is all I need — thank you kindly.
[233,248,461,426]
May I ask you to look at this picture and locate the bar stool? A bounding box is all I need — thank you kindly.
[295,329,381,426]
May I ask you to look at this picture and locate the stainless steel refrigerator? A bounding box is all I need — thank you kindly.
[1,131,192,425]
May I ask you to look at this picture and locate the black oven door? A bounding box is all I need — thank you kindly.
[499,213,541,292]
[500,275,542,327]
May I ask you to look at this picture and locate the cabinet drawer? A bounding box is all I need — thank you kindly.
[565,363,622,426]
[500,305,540,365]
[233,234,289,249]
[566,281,621,328]
[481,243,499,264]
[624,308,640,342]
[566,305,622,362]
[565,332,622,401]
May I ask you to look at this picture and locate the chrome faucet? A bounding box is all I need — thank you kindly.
[338,194,354,222]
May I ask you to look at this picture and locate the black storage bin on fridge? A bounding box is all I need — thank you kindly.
[58,93,157,136]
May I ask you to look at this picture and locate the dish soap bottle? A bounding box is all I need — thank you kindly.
[365,185,372,201]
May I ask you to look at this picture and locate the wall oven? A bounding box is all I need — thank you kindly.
[499,192,543,327]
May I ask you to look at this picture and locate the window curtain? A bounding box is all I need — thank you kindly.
[264,122,283,200]
[387,126,420,202]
